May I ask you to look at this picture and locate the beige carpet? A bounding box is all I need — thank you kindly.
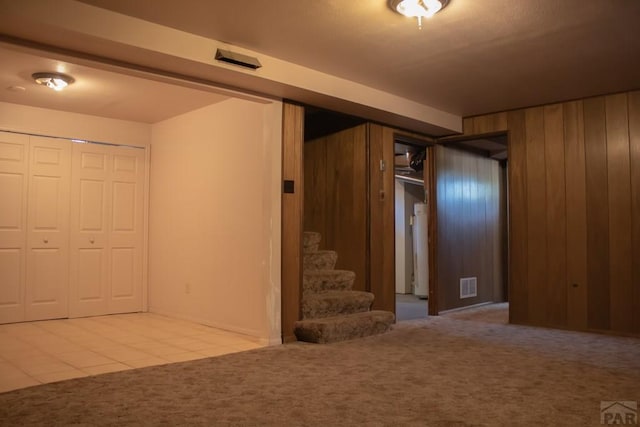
[1,303,638,426]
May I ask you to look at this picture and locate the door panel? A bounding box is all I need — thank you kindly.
[25,136,70,321]
[108,149,143,313]
[76,248,105,301]
[112,182,136,232]
[0,131,29,323]
[111,248,134,297]
[70,144,144,317]
[70,144,110,317]
[1,133,145,323]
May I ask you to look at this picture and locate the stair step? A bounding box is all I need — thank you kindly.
[303,250,337,271]
[303,270,355,293]
[302,290,374,319]
[294,310,395,344]
[303,231,321,252]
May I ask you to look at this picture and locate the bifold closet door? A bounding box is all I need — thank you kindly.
[0,132,29,323]
[25,136,71,321]
[70,144,144,317]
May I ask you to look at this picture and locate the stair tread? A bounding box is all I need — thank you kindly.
[297,310,393,325]
[303,269,354,276]
[303,232,321,252]
[303,250,338,271]
[303,269,355,292]
[303,289,373,298]
[294,310,395,344]
[302,291,374,319]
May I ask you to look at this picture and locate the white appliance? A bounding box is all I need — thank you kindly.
[412,202,429,299]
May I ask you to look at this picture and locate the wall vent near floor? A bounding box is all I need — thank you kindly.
[460,277,477,299]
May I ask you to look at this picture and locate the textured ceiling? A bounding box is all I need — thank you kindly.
[77,0,640,116]
[0,45,229,124]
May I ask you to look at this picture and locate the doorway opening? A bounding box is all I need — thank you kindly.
[393,138,432,321]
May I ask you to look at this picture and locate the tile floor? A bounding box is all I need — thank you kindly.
[0,313,265,394]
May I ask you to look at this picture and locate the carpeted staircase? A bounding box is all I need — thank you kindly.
[294,232,395,343]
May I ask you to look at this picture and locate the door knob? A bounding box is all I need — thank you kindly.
[89,238,95,244]
[43,239,48,244]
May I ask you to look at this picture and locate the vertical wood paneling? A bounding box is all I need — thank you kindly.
[312,125,368,291]
[477,158,491,301]
[281,103,304,342]
[468,113,509,135]
[498,162,508,302]
[435,145,449,312]
[487,162,499,301]
[304,127,368,290]
[435,146,503,310]
[303,138,327,245]
[629,91,640,333]
[605,93,633,332]
[461,152,472,276]
[463,118,473,135]
[564,101,588,330]
[426,145,439,315]
[543,104,566,326]
[368,125,395,313]
[507,110,528,323]
[524,107,547,325]
[583,97,610,331]
[464,91,639,335]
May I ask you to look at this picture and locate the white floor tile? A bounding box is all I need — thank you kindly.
[0,313,267,393]
[82,362,130,376]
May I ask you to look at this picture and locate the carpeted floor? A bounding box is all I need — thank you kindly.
[1,304,638,426]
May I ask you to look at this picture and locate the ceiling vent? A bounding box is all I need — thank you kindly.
[215,49,262,70]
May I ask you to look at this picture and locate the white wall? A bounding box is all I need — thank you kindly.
[394,180,425,294]
[148,98,282,345]
[0,102,151,147]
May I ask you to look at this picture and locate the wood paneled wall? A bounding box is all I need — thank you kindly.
[463,90,640,335]
[368,124,396,313]
[303,123,396,313]
[304,125,368,291]
[435,146,505,311]
[281,103,304,343]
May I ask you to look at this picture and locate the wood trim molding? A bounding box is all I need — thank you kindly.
[281,102,304,343]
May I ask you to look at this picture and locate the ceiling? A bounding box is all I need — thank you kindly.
[0,0,638,129]
[76,0,640,117]
[0,44,229,124]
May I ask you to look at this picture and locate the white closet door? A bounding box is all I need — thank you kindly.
[0,132,29,323]
[70,144,144,317]
[25,136,70,321]
[108,147,144,314]
[69,144,110,317]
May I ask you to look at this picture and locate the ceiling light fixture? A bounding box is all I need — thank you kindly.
[389,0,449,29]
[32,72,75,91]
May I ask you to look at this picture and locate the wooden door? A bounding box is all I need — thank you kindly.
[0,131,29,323]
[25,136,71,321]
[70,144,144,317]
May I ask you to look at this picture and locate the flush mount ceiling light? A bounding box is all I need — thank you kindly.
[32,72,75,91]
[389,0,450,29]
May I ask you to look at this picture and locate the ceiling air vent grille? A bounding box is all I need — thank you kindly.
[215,49,262,70]
[460,277,477,299]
